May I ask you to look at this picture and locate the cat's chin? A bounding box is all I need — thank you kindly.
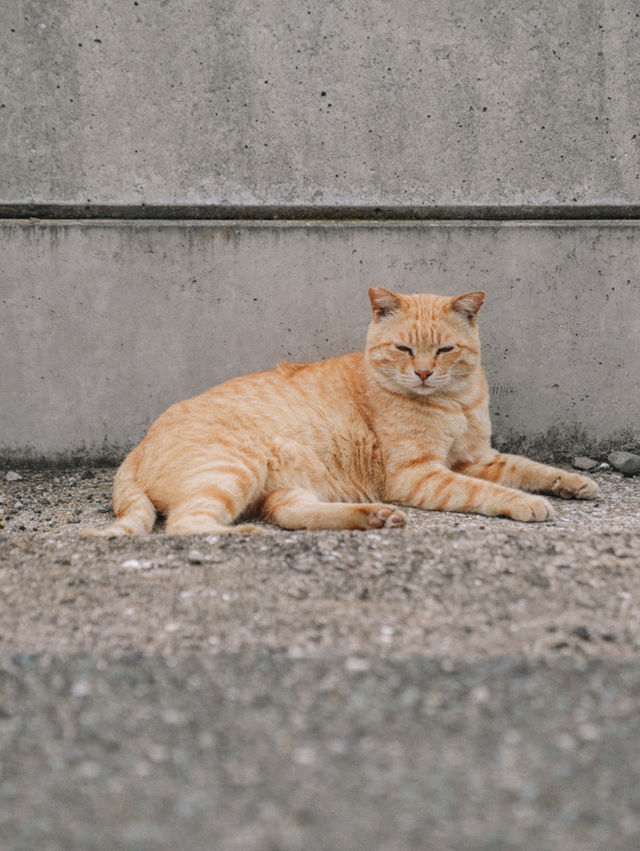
[391,381,441,398]
[408,379,459,399]
[410,385,438,397]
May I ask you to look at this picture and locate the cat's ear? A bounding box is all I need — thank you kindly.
[450,291,485,322]
[369,287,401,320]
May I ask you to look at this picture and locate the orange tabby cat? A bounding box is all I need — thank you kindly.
[83,287,597,536]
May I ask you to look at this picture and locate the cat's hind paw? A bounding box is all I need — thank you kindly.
[230,522,269,535]
[506,494,554,522]
[367,506,407,529]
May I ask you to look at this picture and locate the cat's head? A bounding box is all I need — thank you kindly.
[365,288,485,398]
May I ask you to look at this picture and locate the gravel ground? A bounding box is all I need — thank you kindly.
[3,464,639,538]
[1,465,640,849]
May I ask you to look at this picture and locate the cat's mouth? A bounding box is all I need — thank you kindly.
[375,370,448,397]
[412,373,443,386]
[406,375,450,396]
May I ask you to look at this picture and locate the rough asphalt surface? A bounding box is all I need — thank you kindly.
[1,467,640,850]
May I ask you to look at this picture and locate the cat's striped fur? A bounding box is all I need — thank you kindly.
[83,288,597,536]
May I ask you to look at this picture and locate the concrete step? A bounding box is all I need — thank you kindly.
[1,219,638,463]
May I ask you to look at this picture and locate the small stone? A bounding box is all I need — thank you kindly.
[470,685,490,704]
[81,470,96,480]
[71,679,93,698]
[571,625,591,642]
[380,625,394,643]
[77,760,102,778]
[162,708,186,726]
[345,656,371,672]
[5,471,23,482]
[293,746,317,766]
[608,451,640,477]
[578,722,600,742]
[146,744,169,763]
[525,569,550,588]
[121,559,142,569]
[572,456,598,471]
[285,585,308,600]
[555,733,577,751]
[187,550,204,564]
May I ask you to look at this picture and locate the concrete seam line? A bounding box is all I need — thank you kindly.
[1,204,640,222]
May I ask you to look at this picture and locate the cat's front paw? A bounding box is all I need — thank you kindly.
[550,473,599,500]
[506,494,554,522]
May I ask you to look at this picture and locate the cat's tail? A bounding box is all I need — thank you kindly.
[81,448,156,536]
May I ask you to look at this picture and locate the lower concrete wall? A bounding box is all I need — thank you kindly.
[2,220,638,463]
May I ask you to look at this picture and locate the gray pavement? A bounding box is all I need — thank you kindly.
[1,466,640,849]
[2,654,640,851]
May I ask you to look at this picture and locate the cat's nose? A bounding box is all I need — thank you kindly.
[414,369,433,382]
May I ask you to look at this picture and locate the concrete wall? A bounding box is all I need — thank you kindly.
[1,1,639,461]
[2,0,640,207]
[2,220,638,463]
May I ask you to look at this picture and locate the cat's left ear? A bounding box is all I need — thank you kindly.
[369,287,401,320]
[450,291,485,322]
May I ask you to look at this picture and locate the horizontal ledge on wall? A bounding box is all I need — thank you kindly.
[1,203,640,222]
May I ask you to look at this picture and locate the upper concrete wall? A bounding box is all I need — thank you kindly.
[3,0,640,207]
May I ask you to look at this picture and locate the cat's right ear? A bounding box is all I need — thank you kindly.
[450,291,485,322]
[369,287,401,321]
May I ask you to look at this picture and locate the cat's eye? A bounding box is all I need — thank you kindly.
[395,344,414,355]
[436,346,454,355]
